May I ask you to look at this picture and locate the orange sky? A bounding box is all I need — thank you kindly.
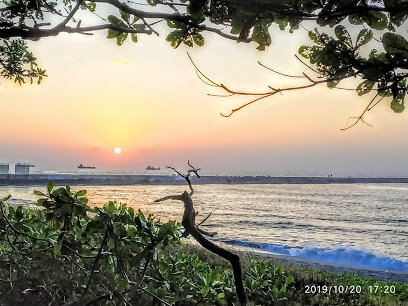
[1,25,408,176]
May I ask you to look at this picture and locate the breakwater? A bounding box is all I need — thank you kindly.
[1,174,408,186]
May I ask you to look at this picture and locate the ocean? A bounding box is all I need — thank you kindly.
[1,183,407,272]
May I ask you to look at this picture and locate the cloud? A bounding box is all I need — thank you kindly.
[114,58,137,66]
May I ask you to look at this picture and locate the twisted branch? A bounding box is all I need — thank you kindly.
[155,162,249,306]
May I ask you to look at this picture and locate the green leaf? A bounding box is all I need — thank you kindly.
[120,10,130,22]
[104,201,116,215]
[334,25,351,46]
[391,98,405,113]
[47,182,54,194]
[183,37,193,47]
[166,30,185,48]
[86,2,96,12]
[364,11,388,30]
[356,29,373,48]
[327,79,340,88]
[230,16,246,35]
[157,223,171,240]
[349,14,362,25]
[54,243,61,255]
[382,32,408,57]
[15,206,23,221]
[193,33,204,46]
[298,45,310,58]
[187,0,206,18]
[167,20,177,28]
[107,15,121,26]
[34,190,46,196]
[116,33,128,46]
[107,29,120,39]
[107,238,115,249]
[379,90,392,97]
[131,33,138,43]
[251,20,272,51]
[217,292,225,299]
[127,207,135,217]
[285,275,294,285]
[76,190,87,197]
[201,285,210,297]
[356,80,375,96]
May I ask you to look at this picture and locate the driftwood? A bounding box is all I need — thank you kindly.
[154,161,249,306]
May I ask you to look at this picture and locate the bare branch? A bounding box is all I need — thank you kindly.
[0,24,152,39]
[154,163,248,305]
[197,212,212,226]
[187,160,201,178]
[197,227,217,237]
[84,226,110,294]
[294,54,320,74]
[140,17,159,36]
[165,162,200,196]
[341,93,379,131]
[154,195,183,202]
[53,0,84,31]
[258,61,305,78]
[188,53,219,87]
[220,94,274,117]
[367,96,385,111]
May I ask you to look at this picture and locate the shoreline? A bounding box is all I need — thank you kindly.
[184,239,408,284]
[230,245,408,284]
[3,174,408,186]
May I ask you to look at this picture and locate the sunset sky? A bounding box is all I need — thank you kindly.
[1,23,408,177]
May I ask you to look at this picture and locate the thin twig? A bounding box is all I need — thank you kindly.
[341,93,379,130]
[197,212,212,226]
[258,61,305,78]
[294,54,320,74]
[84,227,110,294]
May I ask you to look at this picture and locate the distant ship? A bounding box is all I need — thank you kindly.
[78,164,95,169]
[146,165,160,170]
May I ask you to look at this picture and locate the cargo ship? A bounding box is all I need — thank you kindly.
[78,164,95,169]
[146,165,160,170]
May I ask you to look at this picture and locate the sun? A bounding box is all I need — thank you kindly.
[114,147,121,154]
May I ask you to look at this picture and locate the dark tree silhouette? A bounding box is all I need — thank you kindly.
[2,1,408,119]
[155,161,249,306]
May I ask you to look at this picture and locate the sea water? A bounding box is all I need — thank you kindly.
[1,183,407,271]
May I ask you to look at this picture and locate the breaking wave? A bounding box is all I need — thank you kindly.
[220,239,408,271]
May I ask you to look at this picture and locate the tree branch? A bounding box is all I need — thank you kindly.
[84,226,110,294]
[156,162,249,306]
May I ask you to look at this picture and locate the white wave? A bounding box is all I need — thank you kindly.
[221,240,408,271]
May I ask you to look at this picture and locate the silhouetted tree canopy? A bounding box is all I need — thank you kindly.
[1,1,408,116]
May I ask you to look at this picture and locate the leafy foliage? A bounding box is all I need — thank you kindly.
[298,25,408,114]
[0,185,182,305]
[0,39,47,84]
[1,185,408,305]
[1,0,408,116]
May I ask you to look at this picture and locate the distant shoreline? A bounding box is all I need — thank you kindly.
[2,174,408,186]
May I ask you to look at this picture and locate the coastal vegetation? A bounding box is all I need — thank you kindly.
[1,184,407,305]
